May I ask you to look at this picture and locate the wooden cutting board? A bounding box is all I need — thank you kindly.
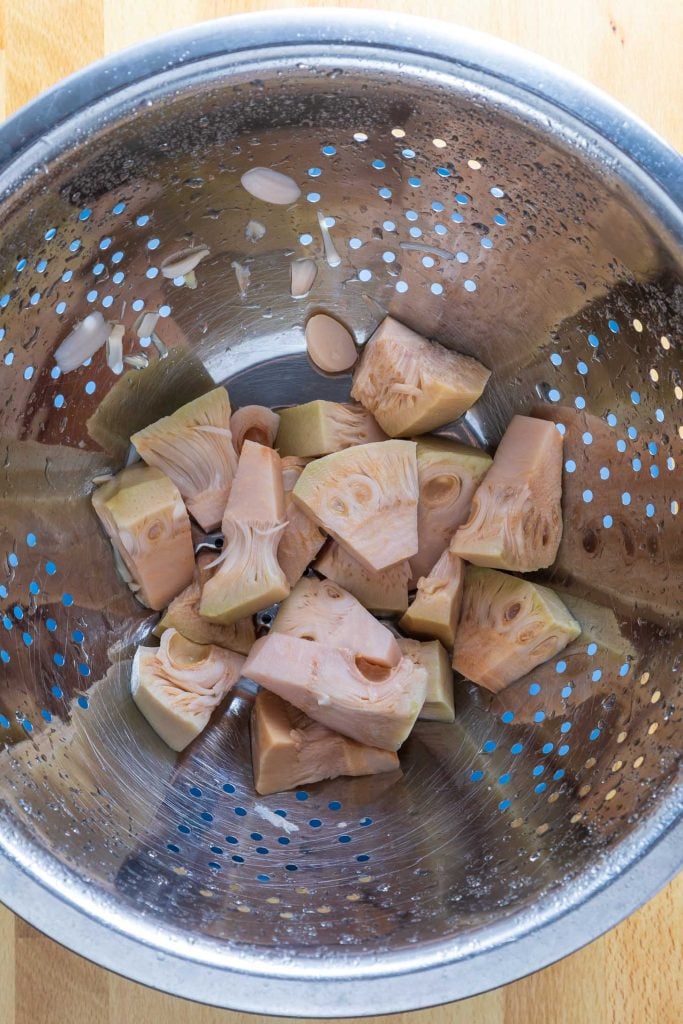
[0,2,680,1022]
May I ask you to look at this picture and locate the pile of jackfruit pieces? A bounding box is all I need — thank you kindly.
[93,316,579,796]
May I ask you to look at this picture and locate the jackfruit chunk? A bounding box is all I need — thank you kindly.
[399,548,464,649]
[351,316,491,437]
[155,559,255,654]
[251,689,399,795]
[292,440,419,572]
[277,457,326,587]
[272,577,401,666]
[92,465,194,610]
[491,594,635,722]
[132,629,245,750]
[131,387,237,532]
[411,437,492,581]
[399,638,455,722]
[276,401,387,458]
[451,415,563,572]
[199,441,289,624]
[452,567,581,693]
[243,633,427,750]
[231,405,280,454]
[314,542,410,615]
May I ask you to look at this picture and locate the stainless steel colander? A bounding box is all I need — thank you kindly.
[0,10,680,1017]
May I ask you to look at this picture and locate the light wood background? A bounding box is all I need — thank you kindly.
[0,1,681,1022]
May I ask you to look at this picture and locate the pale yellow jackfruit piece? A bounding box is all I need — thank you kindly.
[277,457,326,587]
[132,629,245,750]
[399,638,455,722]
[231,405,280,454]
[411,437,492,582]
[272,576,401,666]
[292,440,419,572]
[276,400,387,458]
[251,689,399,795]
[131,387,237,532]
[92,464,194,611]
[451,416,563,572]
[199,441,289,624]
[452,567,581,693]
[243,633,427,750]
[154,558,255,655]
[351,316,491,436]
[491,594,635,722]
[314,542,410,615]
[399,548,464,648]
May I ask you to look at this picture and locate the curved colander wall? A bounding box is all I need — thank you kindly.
[0,11,680,1018]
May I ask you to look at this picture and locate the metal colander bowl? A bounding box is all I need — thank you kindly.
[0,10,680,1017]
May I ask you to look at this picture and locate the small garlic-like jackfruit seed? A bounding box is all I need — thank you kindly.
[92,464,194,610]
[160,246,209,280]
[411,437,492,582]
[251,690,399,795]
[106,323,125,375]
[135,311,160,338]
[292,440,419,572]
[290,258,318,298]
[243,633,427,751]
[305,314,357,374]
[452,567,581,693]
[451,415,563,572]
[131,388,237,532]
[400,547,464,649]
[351,316,491,436]
[240,167,301,205]
[316,211,342,268]
[231,405,280,455]
[314,542,409,615]
[272,577,401,667]
[123,354,149,370]
[399,638,455,722]
[276,400,386,458]
[131,629,244,750]
[55,312,110,373]
[199,440,289,625]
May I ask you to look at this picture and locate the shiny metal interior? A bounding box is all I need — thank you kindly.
[0,12,680,1017]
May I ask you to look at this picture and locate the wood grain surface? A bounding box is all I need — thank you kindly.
[0,1,681,1022]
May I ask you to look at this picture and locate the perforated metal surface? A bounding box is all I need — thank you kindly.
[0,11,680,1017]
